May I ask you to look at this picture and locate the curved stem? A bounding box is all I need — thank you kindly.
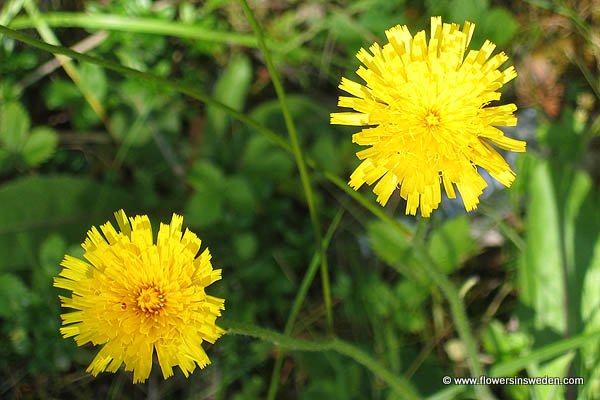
[9,12,259,47]
[238,0,333,334]
[413,219,496,400]
[0,25,413,240]
[267,209,343,400]
[222,320,422,400]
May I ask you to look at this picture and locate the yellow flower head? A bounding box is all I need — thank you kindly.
[331,16,526,217]
[54,210,225,383]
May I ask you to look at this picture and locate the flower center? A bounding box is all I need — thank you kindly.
[136,285,166,314]
[424,110,441,128]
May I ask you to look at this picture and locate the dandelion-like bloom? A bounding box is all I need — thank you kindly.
[54,210,225,383]
[331,16,526,216]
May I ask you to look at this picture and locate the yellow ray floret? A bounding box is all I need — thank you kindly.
[331,16,526,216]
[54,210,225,383]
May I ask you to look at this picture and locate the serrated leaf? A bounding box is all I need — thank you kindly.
[21,127,58,166]
[0,101,30,152]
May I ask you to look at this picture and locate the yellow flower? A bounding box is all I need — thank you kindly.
[54,210,225,383]
[331,16,526,217]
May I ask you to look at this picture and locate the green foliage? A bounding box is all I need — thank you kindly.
[0,100,58,170]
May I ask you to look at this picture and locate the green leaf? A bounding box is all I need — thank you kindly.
[518,159,565,333]
[0,147,14,171]
[367,220,413,268]
[482,320,532,362]
[35,234,67,290]
[187,159,225,191]
[490,330,600,377]
[185,160,225,228]
[0,175,135,271]
[185,190,224,228]
[0,273,30,318]
[427,216,477,274]
[233,232,258,261]
[529,352,574,400]
[449,0,489,24]
[206,54,252,138]
[223,320,421,400]
[480,8,519,47]
[45,79,80,109]
[80,63,107,101]
[310,135,342,174]
[0,100,30,152]
[242,135,294,182]
[21,126,58,166]
[225,176,256,217]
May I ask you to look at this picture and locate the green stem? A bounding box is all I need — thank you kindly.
[0,0,24,26]
[9,12,259,47]
[0,25,414,240]
[238,0,333,334]
[222,320,422,400]
[413,219,496,400]
[22,0,106,122]
[267,209,344,400]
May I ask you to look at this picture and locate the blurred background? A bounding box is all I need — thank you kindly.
[0,0,599,399]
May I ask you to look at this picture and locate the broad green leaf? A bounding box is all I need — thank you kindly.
[577,175,600,397]
[518,155,600,397]
[0,175,134,271]
[206,54,252,138]
[518,159,565,333]
[0,100,30,152]
[21,126,58,166]
[529,352,574,400]
[427,216,476,274]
